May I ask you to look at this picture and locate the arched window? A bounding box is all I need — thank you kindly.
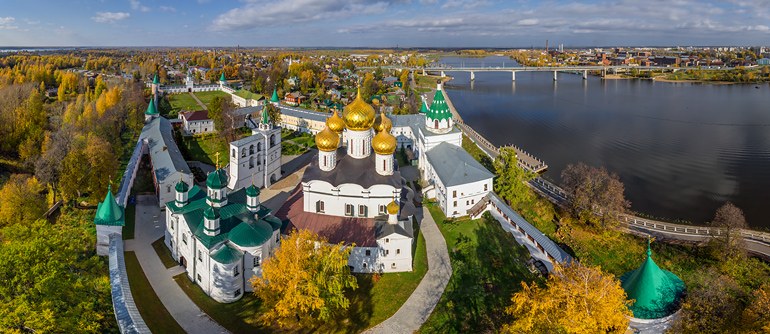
[232,148,236,158]
[249,156,254,168]
[241,148,246,158]
[382,160,386,170]
[257,142,262,152]
[323,155,327,167]
[269,134,276,147]
[249,144,254,155]
[434,119,439,128]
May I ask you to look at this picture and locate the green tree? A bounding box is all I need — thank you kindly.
[494,147,534,208]
[251,229,357,329]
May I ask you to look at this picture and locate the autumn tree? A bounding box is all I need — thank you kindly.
[671,268,745,334]
[504,263,631,333]
[494,147,534,208]
[561,162,629,227]
[251,229,357,329]
[709,202,748,260]
[0,174,46,227]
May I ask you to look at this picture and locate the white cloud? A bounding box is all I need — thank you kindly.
[159,6,177,13]
[92,12,131,23]
[129,0,150,12]
[517,18,538,26]
[0,17,18,30]
[211,0,391,31]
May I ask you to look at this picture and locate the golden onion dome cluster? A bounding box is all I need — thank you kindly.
[326,109,345,134]
[372,128,397,155]
[315,126,339,152]
[386,200,400,215]
[373,111,393,133]
[343,88,376,131]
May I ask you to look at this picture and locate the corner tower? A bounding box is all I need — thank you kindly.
[426,82,453,133]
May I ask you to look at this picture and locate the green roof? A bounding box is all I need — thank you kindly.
[428,88,451,121]
[270,88,280,103]
[152,73,159,84]
[145,99,158,115]
[260,105,270,124]
[229,220,273,248]
[175,180,189,193]
[210,244,243,264]
[219,72,226,82]
[246,184,260,197]
[206,169,228,189]
[620,242,686,319]
[420,101,429,113]
[94,185,125,226]
[203,206,219,220]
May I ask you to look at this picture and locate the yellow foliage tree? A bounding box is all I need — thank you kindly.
[251,229,357,329]
[0,174,46,227]
[504,263,631,334]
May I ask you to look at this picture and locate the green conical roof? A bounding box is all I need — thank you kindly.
[261,105,270,124]
[94,185,125,226]
[428,86,451,121]
[206,169,228,189]
[175,179,189,193]
[145,99,158,115]
[219,72,226,82]
[419,101,429,113]
[620,242,685,319]
[203,206,219,220]
[246,184,260,197]
[152,73,159,84]
[270,88,280,103]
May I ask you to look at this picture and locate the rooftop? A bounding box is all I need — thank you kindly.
[424,142,493,187]
[139,117,191,183]
[302,148,403,189]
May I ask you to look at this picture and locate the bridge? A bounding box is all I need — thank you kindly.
[528,177,770,260]
[368,64,702,81]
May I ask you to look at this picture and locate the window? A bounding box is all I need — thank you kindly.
[378,205,386,214]
[316,201,325,213]
[484,184,488,191]
[234,266,240,277]
[232,148,236,157]
[363,263,367,269]
[198,250,203,261]
[234,289,241,298]
[397,249,401,255]
[257,142,262,151]
[275,234,279,243]
[197,274,202,282]
[453,201,457,207]
[358,205,367,217]
[249,157,254,168]
[254,256,261,267]
[391,263,396,269]
[453,190,457,198]
[345,204,354,216]
[182,234,188,245]
[385,249,390,256]
[466,200,469,205]
[434,119,439,128]
[471,199,475,204]
[167,185,172,193]
[385,238,389,243]
[323,155,327,167]
[365,250,371,256]
[170,240,173,248]
[270,134,276,147]
[249,144,254,155]
[241,149,246,158]
[382,160,386,170]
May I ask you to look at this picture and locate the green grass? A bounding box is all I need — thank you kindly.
[152,237,178,269]
[231,89,263,101]
[168,93,202,113]
[194,90,230,107]
[123,204,135,240]
[172,226,429,333]
[461,134,494,172]
[420,203,538,333]
[177,132,230,166]
[124,251,186,334]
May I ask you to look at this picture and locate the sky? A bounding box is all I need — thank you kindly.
[1,0,769,47]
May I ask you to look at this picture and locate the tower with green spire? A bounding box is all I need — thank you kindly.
[94,184,126,255]
[425,82,453,133]
[259,103,272,131]
[144,98,158,122]
[419,100,429,113]
[620,240,686,319]
[270,88,280,104]
[219,71,227,89]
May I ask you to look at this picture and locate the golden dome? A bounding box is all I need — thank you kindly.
[373,111,392,133]
[386,200,399,215]
[343,88,376,131]
[326,109,345,134]
[372,129,397,155]
[315,126,339,152]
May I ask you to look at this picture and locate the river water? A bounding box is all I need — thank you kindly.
[438,56,770,228]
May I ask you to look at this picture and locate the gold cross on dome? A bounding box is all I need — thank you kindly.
[215,152,220,170]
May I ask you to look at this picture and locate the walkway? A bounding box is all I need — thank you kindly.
[364,207,452,334]
[189,92,208,110]
[124,195,229,334]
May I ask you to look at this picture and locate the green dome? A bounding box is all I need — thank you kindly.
[94,185,125,226]
[246,184,260,197]
[229,221,273,248]
[428,86,451,121]
[145,99,158,115]
[206,169,228,189]
[175,180,189,193]
[203,206,219,220]
[620,243,685,319]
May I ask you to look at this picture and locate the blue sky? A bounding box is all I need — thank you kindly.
[1,0,769,47]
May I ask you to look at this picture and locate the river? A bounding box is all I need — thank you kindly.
[438,56,770,228]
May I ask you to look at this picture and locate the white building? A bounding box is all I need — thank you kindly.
[164,171,282,303]
[179,110,215,135]
[424,142,493,217]
[227,106,282,190]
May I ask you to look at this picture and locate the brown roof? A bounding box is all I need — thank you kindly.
[181,110,210,121]
[276,188,377,247]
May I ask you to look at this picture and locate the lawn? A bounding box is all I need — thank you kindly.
[420,203,538,333]
[194,90,230,107]
[281,130,316,156]
[124,251,186,334]
[152,237,178,269]
[177,132,230,166]
[461,134,494,172]
[173,224,429,333]
[123,204,135,240]
[168,93,201,113]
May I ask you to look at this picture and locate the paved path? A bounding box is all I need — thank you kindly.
[364,207,452,334]
[124,195,229,334]
[189,92,208,110]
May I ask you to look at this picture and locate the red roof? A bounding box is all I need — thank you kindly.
[181,110,210,121]
[276,188,377,247]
